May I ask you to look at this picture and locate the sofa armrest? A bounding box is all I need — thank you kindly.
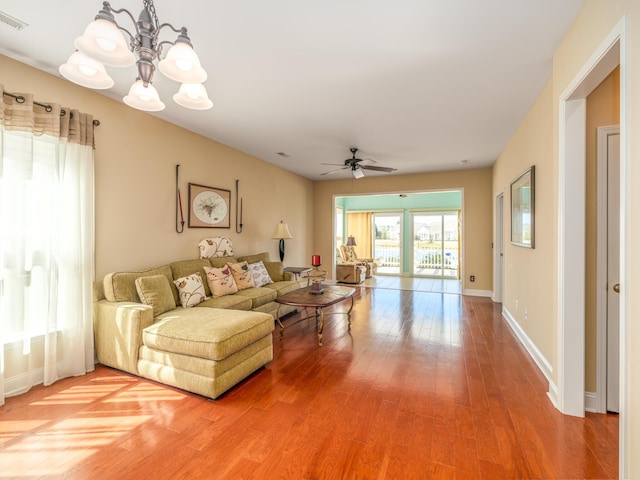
[94,300,155,375]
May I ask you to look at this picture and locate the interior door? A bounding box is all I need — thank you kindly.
[606,131,620,413]
[373,213,402,275]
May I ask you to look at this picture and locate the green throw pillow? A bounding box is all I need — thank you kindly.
[263,261,284,282]
[135,275,176,316]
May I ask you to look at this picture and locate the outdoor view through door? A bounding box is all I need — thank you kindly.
[412,212,459,278]
[373,213,402,274]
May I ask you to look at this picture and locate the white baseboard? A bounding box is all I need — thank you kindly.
[502,306,554,388]
[584,391,598,413]
[462,288,493,297]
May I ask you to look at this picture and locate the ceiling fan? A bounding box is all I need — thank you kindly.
[321,148,397,179]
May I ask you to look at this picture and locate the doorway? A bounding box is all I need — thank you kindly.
[372,212,402,275]
[494,194,504,303]
[596,125,620,414]
[558,18,625,477]
[411,212,459,278]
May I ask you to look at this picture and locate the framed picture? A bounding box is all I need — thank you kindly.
[510,166,535,248]
[188,183,231,228]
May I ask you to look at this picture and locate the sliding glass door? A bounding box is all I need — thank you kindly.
[373,213,402,275]
[412,212,459,278]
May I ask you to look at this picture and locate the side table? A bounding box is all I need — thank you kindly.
[283,266,311,281]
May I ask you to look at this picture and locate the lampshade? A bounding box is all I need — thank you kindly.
[74,18,136,67]
[346,236,357,246]
[352,167,365,179]
[173,83,213,110]
[159,41,207,83]
[59,51,114,89]
[123,80,165,111]
[272,221,293,239]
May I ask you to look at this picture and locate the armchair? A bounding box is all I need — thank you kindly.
[335,248,366,284]
[339,244,378,278]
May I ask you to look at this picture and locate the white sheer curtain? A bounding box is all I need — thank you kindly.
[0,87,95,406]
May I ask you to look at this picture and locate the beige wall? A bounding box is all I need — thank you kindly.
[585,67,620,393]
[495,0,640,475]
[0,55,314,279]
[492,80,555,367]
[314,168,493,293]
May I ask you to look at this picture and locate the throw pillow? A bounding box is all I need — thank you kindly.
[204,265,239,297]
[135,275,176,316]
[263,261,284,282]
[248,260,273,287]
[173,272,207,308]
[199,237,234,258]
[226,261,256,290]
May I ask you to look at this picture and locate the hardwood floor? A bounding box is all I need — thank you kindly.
[0,288,617,479]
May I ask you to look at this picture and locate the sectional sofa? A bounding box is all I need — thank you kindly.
[93,252,305,399]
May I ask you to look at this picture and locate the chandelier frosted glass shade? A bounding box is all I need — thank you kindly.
[74,18,135,67]
[59,1,212,112]
[159,42,207,83]
[173,83,213,110]
[59,51,114,89]
[123,80,165,112]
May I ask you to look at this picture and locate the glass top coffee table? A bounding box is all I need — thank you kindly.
[275,285,356,346]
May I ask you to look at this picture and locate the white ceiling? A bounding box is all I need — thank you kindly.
[0,0,583,180]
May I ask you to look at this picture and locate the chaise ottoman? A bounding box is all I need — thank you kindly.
[136,307,274,399]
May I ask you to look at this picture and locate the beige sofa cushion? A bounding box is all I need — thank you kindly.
[199,295,252,310]
[135,275,176,316]
[234,287,277,309]
[145,308,273,361]
[209,255,238,268]
[237,252,270,265]
[104,264,177,305]
[263,280,303,296]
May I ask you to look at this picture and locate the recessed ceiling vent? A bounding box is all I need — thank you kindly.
[0,11,29,30]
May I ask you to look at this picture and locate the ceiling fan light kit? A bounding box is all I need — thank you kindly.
[321,147,397,179]
[59,0,212,112]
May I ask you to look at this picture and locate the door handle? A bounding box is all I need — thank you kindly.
[613,283,620,293]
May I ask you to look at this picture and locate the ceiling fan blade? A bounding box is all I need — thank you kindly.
[361,165,397,173]
[322,162,349,166]
[321,166,349,175]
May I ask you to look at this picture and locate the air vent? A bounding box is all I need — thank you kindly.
[0,11,29,30]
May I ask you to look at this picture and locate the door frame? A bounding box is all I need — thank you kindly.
[493,193,504,303]
[409,210,460,279]
[596,125,620,414]
[558,16,627,476]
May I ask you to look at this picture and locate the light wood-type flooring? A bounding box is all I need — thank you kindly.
[0,287,617,479]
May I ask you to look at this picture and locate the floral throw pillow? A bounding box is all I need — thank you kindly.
[203,265,238,297]
[199,237,234,259]
[227,261,256,290]
[248,260,273,287]
[173,272,207,308]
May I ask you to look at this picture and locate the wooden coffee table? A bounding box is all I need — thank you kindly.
[275,285,356,346]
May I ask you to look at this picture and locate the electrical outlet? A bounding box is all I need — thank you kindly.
[525,308,528,320]
[470,275,475,282]
[516,300,519,311]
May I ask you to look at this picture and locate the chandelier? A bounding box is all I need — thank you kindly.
[59,0,212,111]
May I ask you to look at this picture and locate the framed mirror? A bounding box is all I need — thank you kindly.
[510,166,535,248]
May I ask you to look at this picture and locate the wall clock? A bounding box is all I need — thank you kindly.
[188,183,231,228]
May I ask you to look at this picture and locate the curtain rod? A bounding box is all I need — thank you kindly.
[2,91,101,126]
